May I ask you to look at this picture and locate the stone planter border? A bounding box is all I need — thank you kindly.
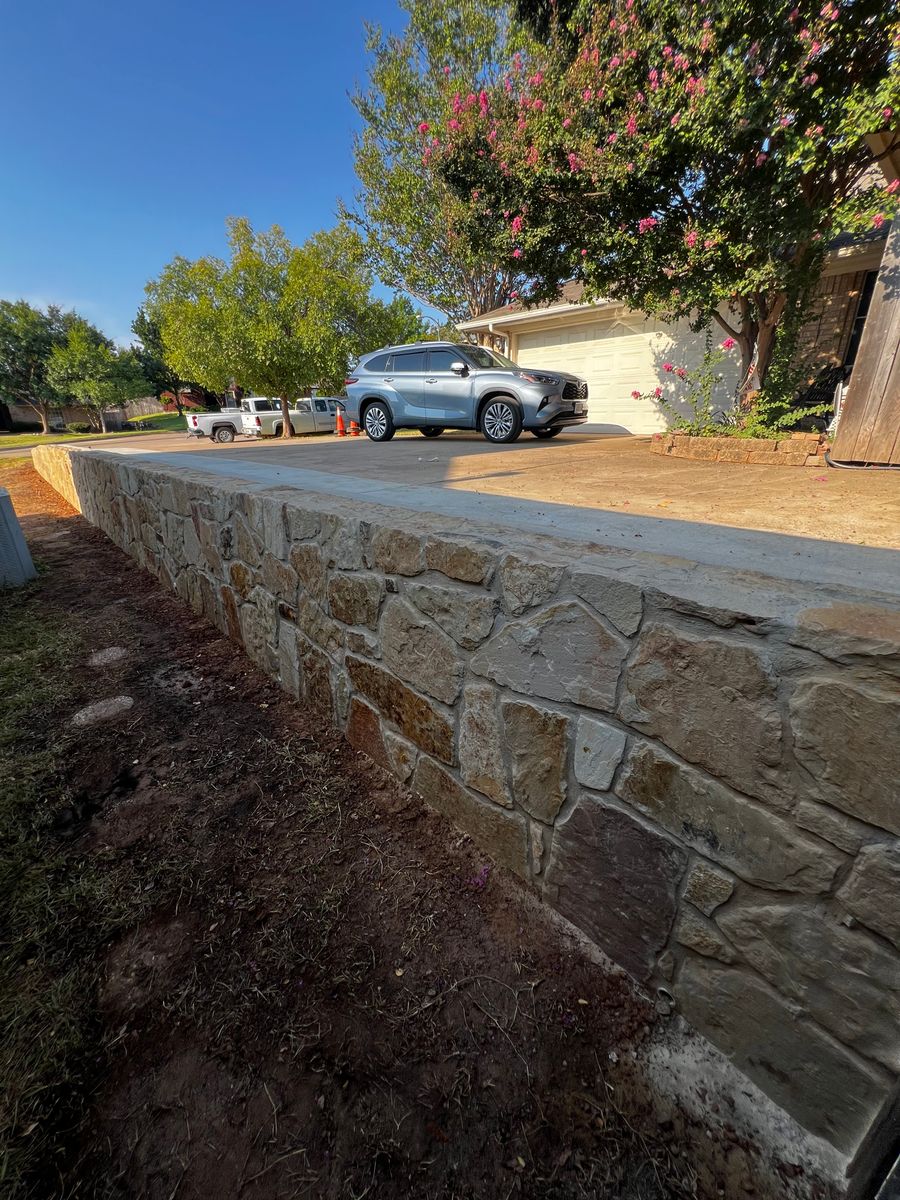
[650,430,828,466]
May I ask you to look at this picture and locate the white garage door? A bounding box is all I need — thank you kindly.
[517,319,669,435]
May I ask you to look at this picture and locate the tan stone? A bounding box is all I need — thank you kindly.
[298,638,333,716]
[471,601,629,713]
[260,552,298,602]
[795,800,871,855]
[570,571,643,636]
[502,700,568,823]
[368,526,424,575]
[499,553,565,616]
[234,515,261,567]
[318,515,364,570]
[229,560,254,601]
[617,741,842,893]
[405,581,496,649]
[675,907,735,962]
[458,683,511,807]
[277,622,300,698]
[682,860,734,916]
[346,656,454,764]
[619,625,783,804]
[530,822,545,875]
[790,602,900,669]
[290,542,327,601]
[838,843,900,950]
[346,698,389,769]
[380,598,464,704]
[790,678,900,832]
[327,571,384,628]
[424,536,496,584]
[413,757,529,878]
[295,593,343,655]
[383,729,417,784]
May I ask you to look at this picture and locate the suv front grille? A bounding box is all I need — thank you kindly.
[563,380,588,400]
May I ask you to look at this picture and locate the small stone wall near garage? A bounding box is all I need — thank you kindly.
[32,443,900,1196]
[650,430,829,466]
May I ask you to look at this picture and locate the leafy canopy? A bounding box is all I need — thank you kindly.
[435,0,900,396]
[47,321,148,414]
[0,301,79,425]
[346,0,532,320]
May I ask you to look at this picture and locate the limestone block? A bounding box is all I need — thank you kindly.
[182,518,202,569]
[346,697,389,769]
[619,625,783,804]
[405,581,497,649]
[471,601,629,713]
[277,621,300,698]
[240,587,278,673]
[719,895,900,1070]
[573,717,627,792]
[298,638,333,716]
[499,553,565,616]
[219,586,243,642]
[682,861,734,916]
[285,507,322,542]
[530,823,545,875]
[570,570,644,636]
[234,515,261,568]
[260,498,288,559]
[380,597,464,705]
[367,526,424,576]
[346,656,454,764]
[295,594,344,655]
[319,515,364,570]
[289,542,327,602]
[675,960,892,1153]
[327,571,384,629]
[543,795,687,982]
[260,552,299,603]
[228,561,254,601]
[617,741,842,893]
[838,843,900,950]
[790,678,900,832]
[675,908,735,963]
[413,757,529,878]
[425,536,496,584]
[790,602,900,670]
[502,700,568,823]
[795,800,872,855]
[383,729,417,784]
[458,683,511,807]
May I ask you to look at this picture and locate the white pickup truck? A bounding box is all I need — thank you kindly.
[240,396,338,438]
[184,407,245,443]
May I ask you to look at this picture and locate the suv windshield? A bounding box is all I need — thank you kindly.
[459,345,517,370]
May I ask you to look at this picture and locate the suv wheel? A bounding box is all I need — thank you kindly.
[481,399,522,444]
[363,401,395,442]
[532,427,563,440]
[421,427,445,438]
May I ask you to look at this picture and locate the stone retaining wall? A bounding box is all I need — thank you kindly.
[33,444,900,1177]
[650,430,828,466]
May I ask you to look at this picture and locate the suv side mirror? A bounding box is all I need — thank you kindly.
[451,361,467,375]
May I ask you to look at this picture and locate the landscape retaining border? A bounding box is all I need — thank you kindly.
[650,430,828,466]
[32,443,900,1194]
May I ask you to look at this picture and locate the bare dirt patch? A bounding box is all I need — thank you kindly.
[1,461,791,1200]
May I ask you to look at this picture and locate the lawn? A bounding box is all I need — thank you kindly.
[0,412,185,449]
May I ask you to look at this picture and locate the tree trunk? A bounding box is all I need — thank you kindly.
[39,401,51,435]
[280,395,295,438]
[99,409,108,434]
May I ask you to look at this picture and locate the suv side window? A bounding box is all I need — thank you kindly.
[365,353,391,373]
[428,349,461,372]
[393,350,426,373]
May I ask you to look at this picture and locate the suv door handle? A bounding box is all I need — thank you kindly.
[425,377,437,383]
[383,376,394,382]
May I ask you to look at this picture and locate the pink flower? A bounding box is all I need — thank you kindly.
[532,98,544,111]
[511,214,524,234]
[802,73,819,86]
[789,6,800,18]
[509,291,519,299]
[638,216,658,234]
[873,213,885,229]
[663,45,673,58]
[581,248,588,256]
[721,337,736,350]
[418,122,430,133]
[662,361,674,372]
[472,190,480,200]
[755,152,768,166]
[631,390,642,399]
[583,88,593,101]
[886,179,899,194]
[562,117,572,128]
[799,27,811,40]
[675,367,687,379]
[884,107,894,121]
[610,56,621,69]
[512,247,522,258]
[448,118,460,131]
[607,132,618,143]
[670,112,681,126]
[626,114,638,136]
[654,386,663,397]
[685,230,698,248]
[530,71,544,86]
[567,151,582,171]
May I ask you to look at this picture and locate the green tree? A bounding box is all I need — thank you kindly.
[346,0,530,322]
[0,301,77,433]
[47,321,149,433]
[436,0,900,407]
[145,218,427,438]
[131,307,191,415]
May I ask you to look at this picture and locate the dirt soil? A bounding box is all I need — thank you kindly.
[4,462,781,1200]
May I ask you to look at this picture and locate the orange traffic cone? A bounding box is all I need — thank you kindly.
[349,420,360,437]
[335,407,346,437]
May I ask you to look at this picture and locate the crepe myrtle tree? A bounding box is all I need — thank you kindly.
[145,219,426,437]
[433,0,900,409]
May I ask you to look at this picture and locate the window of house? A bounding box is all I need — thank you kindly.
[844,270,879,369]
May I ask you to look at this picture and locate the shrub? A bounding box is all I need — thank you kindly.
[65,423,93,434]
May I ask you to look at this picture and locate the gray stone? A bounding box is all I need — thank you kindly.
[471,601,629,713]
[617,741,842,894]
[405,581,497,649]
[298,637,333,716]
[327,571,384,628]
[72,695,134,727]
[543,795,687,982]
[657,949,675,981]
[234,514,262,568]
[367,526,424,575]
[530,822,545,875]
[413,757,529,878]
[380,598,464,705]
[240,587,279,673]
[319,515,364,570]
[285,506,321,542]
[619,625,783,804]
[228,561,254,601]
[277,622,300,698]
[571,570,644,636]
[838,842,900,950]
[682,861,734,916]
[675,959,891,1153]
[295,594,343,655]
[790,678,900,833]
[502,700,568,823]
[499,553,564,616]
[675,908,735,963]
[345,628,380,658]
[260,497,288,559]
[260,552,298,602]
[346,656,454,764]
[290,542,327,602]
[718,895,900,1070]
[182,518,202,569]
[795,800,872,855]
[458,683,511,807]
[383,730,417,784]
[790,601,900,672]
[87,646,127,667]
[573,717,627,792]
[425,536,495,584]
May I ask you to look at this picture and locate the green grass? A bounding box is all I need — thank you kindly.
[0,413,186,449]
[0,596,134,1196]
[124,412,184,432]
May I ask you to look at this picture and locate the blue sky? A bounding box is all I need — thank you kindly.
[0,0,411,344]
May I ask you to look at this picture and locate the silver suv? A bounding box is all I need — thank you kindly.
[343,341,588,443]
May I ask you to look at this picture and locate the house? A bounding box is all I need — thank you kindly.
[457,238,888,436]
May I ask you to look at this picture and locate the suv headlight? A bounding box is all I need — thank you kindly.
[518,371,559,385]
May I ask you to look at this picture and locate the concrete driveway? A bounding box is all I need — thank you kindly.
[87,428,900,551]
